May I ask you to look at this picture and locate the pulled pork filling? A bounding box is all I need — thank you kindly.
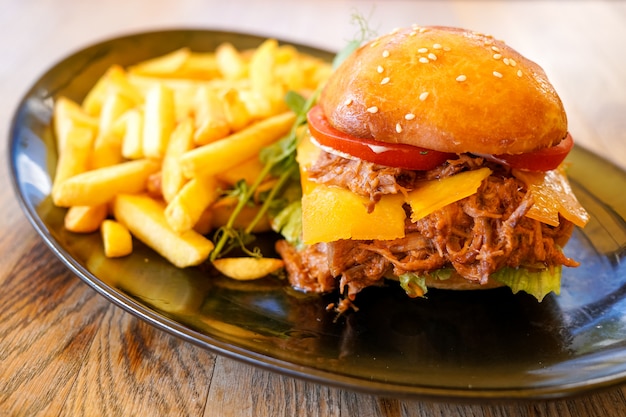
[275,151,577,300]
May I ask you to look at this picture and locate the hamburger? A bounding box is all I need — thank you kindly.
[275,25,589,310]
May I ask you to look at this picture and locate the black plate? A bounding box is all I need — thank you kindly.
[8,29,626,400]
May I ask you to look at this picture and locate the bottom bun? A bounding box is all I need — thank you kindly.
[386,271,506,291]
[424,273,506,291]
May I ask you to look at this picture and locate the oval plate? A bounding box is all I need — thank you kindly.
[8,29,626,400]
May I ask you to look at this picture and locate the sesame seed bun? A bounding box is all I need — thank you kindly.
[320,26,568,155]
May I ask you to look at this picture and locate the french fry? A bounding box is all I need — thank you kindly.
[161,117,195,202]
[221,88,251,131]
[193,86,230,145]
[127,74,248,121]
[171,88,197,122]
[216,154,265,186]
[101,219,133,258]
[90,90,136,169]
[177,52,221,80]
[51,126,94,204]
[131,77,202,122]
[127,74,213,96]
[92,129,125,169]
[53,97,98,153]
[275,45,306,91]
[301,55,333,90]
[120,108,144,159]
[128,49,220,80]
[210,196,272,233]
[212,257,284,280]
[105,65,144,105]
[113,193,214,268]
[98,90,134,136]
[237,89,274,120]
[143,83,175,158]
[53,158,160,207]
[249,39,285,113]
[146,171,163,199]
[215,42,248,80]
[180,111,295,179]
[82,66,117,117]
[193,208,214,236]
[128,48,191,77]
[64,204,108,233]
[249,39,278,92]
[165,174,218,233]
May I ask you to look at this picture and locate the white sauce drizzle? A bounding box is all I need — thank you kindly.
[309,136,392,159]
[366,144,392,154]
[309,136,359,160]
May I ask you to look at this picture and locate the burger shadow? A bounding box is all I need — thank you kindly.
[336,283,571,369]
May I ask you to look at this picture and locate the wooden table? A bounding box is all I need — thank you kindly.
[2,0,626,415]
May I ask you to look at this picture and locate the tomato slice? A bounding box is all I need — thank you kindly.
[483,133,574,171]
[306,105,454,170]
[307,104,574,172]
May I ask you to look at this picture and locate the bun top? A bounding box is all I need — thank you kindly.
[320,26,567,155]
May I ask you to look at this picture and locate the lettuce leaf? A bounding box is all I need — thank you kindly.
[397,266,561,301]
[398,269,453,298]
[491,265,561,302]
[270,200,303,248]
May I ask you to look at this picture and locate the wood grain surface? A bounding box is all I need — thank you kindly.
[2,0,626,416]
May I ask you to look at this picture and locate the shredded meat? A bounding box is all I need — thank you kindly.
[278,152,578,299]
[275,240,335,293]
[425,153,486,180]
[307,151,418,212]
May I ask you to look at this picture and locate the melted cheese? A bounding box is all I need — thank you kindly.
[513,167,590,228]
[407,167,492,222]
[301,184,406,244]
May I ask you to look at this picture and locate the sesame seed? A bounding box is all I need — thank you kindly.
[381,77,390,85]
[517,70,523,77]
[344,98,353,106]
[419,57,429,64]
[433,43,442,49]
[382,50,390,58]
[405,113,416,120]
[370,40,379,48]
[493,71,503,78]
[419,27,427,33]
[377,65,384,73]
[419,92,429,101]
[503,58,510,66]
[409,31,417,37]
[491,46,500,52]
[390,27,400,34]
[418,47,428,53]
[493,53,502,60]
[443,46,451,52]
[428,53,437,61]
[510,59,517,67]
[456,74,467,82]
[396,123,403,133]
[367,106,379,113]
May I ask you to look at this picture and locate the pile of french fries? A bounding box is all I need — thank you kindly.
[51,39,331,279]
